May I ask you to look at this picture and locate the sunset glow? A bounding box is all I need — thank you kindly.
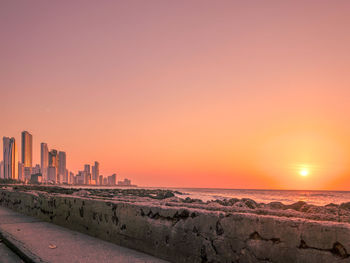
[1,1,350,190]
[299,169,309,177]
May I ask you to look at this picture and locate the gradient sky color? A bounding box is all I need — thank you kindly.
[1,1,350,189]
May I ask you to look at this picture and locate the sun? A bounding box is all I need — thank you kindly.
[299,169,309,177]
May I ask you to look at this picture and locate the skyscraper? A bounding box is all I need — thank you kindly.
[9,138,18,180]
[63,169,68,183]
[3,137,10,179]
[49,150,59,169]
[69,171,74,184]
[84,165,91,185]
[3,137,18,180]
[48,166,56,182]
[108,174,116,185]
[41,143,49,182]
[24,167,32,181]
[18,162,24,181]
[92,166,96,182]
[21,131,33,168]
[92,161,99,181]
[84,164,90,173]
[58,151,66,183]
[0,161,3,179]
[49,150,59,183]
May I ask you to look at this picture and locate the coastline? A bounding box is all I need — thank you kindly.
[1,185,350,262]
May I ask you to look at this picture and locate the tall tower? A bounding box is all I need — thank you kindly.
[84,164,91,185]
[84,164,90,173]
[18,162,24,181]
[3,137,18,180]
[41,143,49,182]
[58,151,66,182]
[49,150,59,182]
[9,138,18,180]
[0,161,3,179]
[94,161,99,181]
[49,150,58,168]
[21,131,33,168]
[3,137,10,179]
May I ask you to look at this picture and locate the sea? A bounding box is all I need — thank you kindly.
[65,186,350,206]
[169,188,350,206]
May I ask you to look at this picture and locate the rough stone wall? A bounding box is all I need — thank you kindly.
[0,189,350,263]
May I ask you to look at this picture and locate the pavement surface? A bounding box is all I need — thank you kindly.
[0,206,169,263]
[0,242,24,263]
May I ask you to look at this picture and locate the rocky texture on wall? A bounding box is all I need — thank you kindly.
[0,186,350,263]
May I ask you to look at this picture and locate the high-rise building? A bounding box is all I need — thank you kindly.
[76,171,85,185]
[108,173,116,185]
[48,166,56,182]
[21,131,33,168]
[49,150,59,183]
[3,137,18,180]
[41,143,49,182]
[92,166,95,181]
[118,178,131,186]
[9,137,18,179]
[83,171,91,185]
[69,171,74,184]
[49,150,59,170]
[103,177,108,185]
[18,162,24,181]
[92,161,99,181]
[0,161,3,179]
[83,164,91,184]
[58,151,66,181]
[63,169,68,184]
[3,137,10,179]
[84,164,90,173]
[24,167,32,181]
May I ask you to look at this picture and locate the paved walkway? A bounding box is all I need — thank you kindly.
[0,206,168,263]
[0,242,24,263]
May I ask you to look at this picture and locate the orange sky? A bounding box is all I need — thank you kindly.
[1,1,350,189]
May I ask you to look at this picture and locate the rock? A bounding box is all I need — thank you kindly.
[242,198,258,209]
[212,198,240,206]
[325,203,339,208]
[267,202,285,210]
[72,190,91,197]
[286,201,307,211]
[340,202,350,210]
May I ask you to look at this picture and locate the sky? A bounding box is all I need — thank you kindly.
[1,1,350,189]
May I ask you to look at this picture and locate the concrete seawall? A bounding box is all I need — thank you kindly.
[0,188,350,263]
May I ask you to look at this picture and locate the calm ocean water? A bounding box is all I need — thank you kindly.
[65,186,350,206]
[169,188,350,206]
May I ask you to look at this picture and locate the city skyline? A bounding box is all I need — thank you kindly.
[2,130,128,186]
[1,130,118,182]
[2,1,350,189]
[1,130,107,180]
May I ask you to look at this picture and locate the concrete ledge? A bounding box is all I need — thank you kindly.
[0,206,168,263]
[0,239,25,263]
[1,188,350,263]
[0,229,41,263]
